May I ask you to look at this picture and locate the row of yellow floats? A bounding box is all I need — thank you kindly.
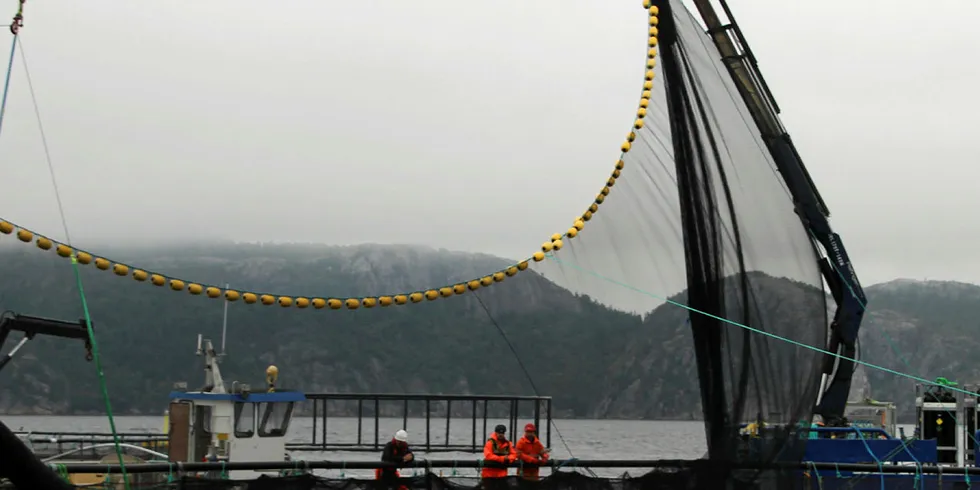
[0,2,661,312]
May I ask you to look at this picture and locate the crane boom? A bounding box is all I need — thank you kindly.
[688,0,867,423]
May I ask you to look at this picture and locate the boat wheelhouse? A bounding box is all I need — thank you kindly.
[165,335,305,480]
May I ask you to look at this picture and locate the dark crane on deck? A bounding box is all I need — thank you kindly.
[687,0,868,425]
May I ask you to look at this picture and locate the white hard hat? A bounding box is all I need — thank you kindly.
[394,429,408,442]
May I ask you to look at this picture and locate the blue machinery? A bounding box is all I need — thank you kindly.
[789,383,980,487]
[791,376,980,456]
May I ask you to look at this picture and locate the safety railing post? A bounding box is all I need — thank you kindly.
[357,399,363,446]
[403,399,409,433]
[482,399,488,444]
[533,400,540,439]
[546,398,552,449]
[321,399,327,450]
[471,399,477,452]
[374,398,380,451]
[445,400,452,448]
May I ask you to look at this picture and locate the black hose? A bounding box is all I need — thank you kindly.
[0,418,74,489]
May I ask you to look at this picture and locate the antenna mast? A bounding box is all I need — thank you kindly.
[220,282,229,357]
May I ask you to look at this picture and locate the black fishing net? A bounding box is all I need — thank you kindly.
[37,468,963,490]
[530,0,828,486]
[0,0,839,489]
[31,469,760,490]
[131,471,746,490]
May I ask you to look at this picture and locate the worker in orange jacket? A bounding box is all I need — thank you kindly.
[482,424,516,481]
[515,423,549,481]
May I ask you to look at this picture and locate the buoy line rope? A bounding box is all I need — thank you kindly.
[0,4,662,313]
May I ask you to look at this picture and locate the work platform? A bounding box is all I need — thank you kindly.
[14,393,554,458]
[291,393,553,453]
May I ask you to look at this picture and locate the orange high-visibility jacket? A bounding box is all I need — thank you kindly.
[482,433,516,478]
[516,436,549,480]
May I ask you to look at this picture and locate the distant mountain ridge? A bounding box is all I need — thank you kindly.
[0,243,974,422]
[0,243,640,417]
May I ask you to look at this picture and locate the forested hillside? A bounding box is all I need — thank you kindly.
[0,243,642,416]
[0,242,975,422]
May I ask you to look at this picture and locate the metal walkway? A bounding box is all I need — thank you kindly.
[291,393,553,453]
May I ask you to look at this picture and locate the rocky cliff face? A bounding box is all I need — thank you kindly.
[851,279,980,420]
[0,243,974,421]
[0,243,639,417]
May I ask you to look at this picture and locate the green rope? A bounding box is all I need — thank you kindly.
[51,463,68,482]
[806,461,823,490]
[0,20,130,489]
[815,235,979,450]
[70,254,131,490]
[545,254,980,398]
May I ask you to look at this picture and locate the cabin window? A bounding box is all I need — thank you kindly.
[257,402,293,437]
[194,405,212,435]
[192,405,213,461]
[234,402,254,438]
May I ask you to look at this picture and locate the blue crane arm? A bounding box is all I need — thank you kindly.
[687,0,867,422]
[769,136,867,422]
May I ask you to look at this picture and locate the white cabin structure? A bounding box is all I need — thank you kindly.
[165,336,305,480]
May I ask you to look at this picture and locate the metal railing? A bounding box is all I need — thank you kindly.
[298,393,553,453]
[14,431,169,460]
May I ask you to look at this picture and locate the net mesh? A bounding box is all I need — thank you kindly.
[528,0,828,485]
[1,1,840,489]
[29,469,967,490]
[135,472,745,490]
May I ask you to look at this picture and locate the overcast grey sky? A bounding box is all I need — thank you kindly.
[0,0,977,289]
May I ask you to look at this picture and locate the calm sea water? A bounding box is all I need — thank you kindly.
[4,416,708,477]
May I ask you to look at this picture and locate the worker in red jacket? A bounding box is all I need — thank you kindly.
[515,423,549,481]
[482,424,517,482]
